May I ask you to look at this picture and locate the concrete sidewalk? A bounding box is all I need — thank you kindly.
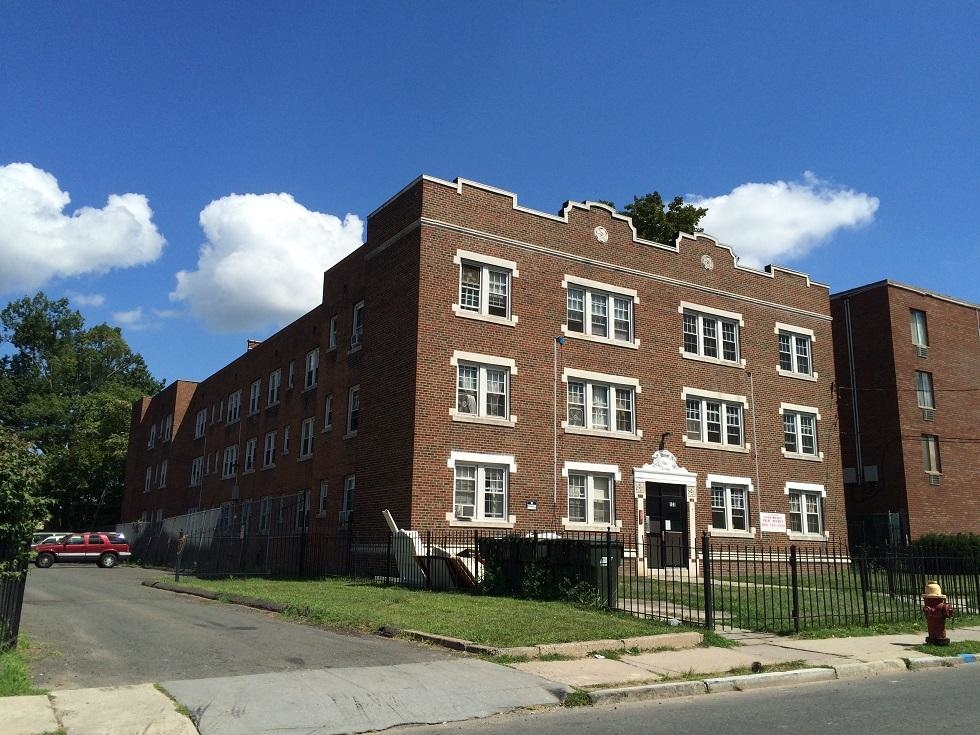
[3,626,977,734]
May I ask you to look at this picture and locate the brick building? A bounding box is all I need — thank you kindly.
[123,175,847,569]
[831,281,979,542]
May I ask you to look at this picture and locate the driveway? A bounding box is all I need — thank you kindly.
[21,565,454,690]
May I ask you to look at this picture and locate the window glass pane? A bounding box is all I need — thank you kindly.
[590,293,608,337]
[483,467,505,518]
[721,321,737,361]
[706,401,721,442]
[615,388,633,432]
[730,489,746,530]
[454,466,476,513]
[683,313,698,354]
[789,493,803,532]
[800,414,816,454]
[725,405,742,446]
[457,365,478,414]
[795,337,811,374]
[685,399,701,440]
[784,414,798,452]
[592,476,611,523]
[567,382,585,426]
[568,475,586,522]
[702,318,717,357]
[485,368,507,417]
[711,487,726,529]
[778,333,793,370]
[915,371,935,409]
[613,297,631,341]
[460,264,481,311]
[567,288,584,333]
[591,385,610,429]
[487,270,509,317]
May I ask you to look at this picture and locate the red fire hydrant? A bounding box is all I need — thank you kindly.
[922,580,955,646]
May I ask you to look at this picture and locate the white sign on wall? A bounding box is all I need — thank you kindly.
[760,513,787,533]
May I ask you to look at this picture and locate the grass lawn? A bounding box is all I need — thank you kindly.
[912,640,980,657]
[795,613,980,639]
[0,638,45,697]
[173,576,684,647]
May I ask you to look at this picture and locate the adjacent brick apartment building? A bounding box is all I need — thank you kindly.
[123,175,847,570]
[831,281,979,542]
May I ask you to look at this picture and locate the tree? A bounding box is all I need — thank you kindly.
[0,426,48,575]
[0,293,163,529]
[619,192,708,246]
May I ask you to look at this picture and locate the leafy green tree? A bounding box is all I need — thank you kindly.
[619,192,708,245]
[0,293,163,529]
[0,426,48,575]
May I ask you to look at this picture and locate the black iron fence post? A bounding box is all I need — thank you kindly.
[605,530,614,610]
[701,532,713,630]
[297,521,307,578]
[857,550,870,626]
[425,531,432,590]
[174,530,186,582]
[790,544,800,634]
[385,532,392,585]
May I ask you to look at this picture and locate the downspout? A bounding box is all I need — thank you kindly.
[843,298,864,483]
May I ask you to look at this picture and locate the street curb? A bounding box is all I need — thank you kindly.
[906,654,975,670]
[832,659,907,679]
[705,667,836,693]
[589,680,707,704]
[143,579,289,613]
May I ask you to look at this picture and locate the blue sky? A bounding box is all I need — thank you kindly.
[2,2,978,385]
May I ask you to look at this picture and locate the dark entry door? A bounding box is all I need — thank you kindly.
[645,483,687,568]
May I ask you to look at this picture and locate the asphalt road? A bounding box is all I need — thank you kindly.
[20,565,453,690]
[393,666,980,735]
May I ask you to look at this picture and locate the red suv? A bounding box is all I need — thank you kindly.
[33,532,131,569]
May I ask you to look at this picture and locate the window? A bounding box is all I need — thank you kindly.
[241,500,252,535]
[781,403,821,459]
[351,301,364,347]
[915,371,935,409]
[287,361,294,389]
[324,395,333,430]
[195,409,207,438]
[268,369,281,406]
[300,417,315,458]
[446,452,515,526]
[304,348,319,389]
[328,316,338,350]
[563,369,640,438]
[259,497,271,534]
[163,414,173,441]
[563,277,637,345]
[788,486,824,536]
[910,309,929,347]
[340,475,355,528]
[453,250,517,324]
[158,459,168,488]
[244,438,256,473]
[776,323,815,378]
[683,389,746,449]
[346,386,359,435]
[680,303,742,365]
[190,456,203,487]
[227,390,241,423]
[282,425,290,454]
[451,352,515,424]
[296,490,310,532]
[249,380,261,414]
[710,484,748,532]
[148,424,156,448]
[567,472,614,525]
[263,431,276,467]
[222,446,237,477]
[922,435,942,475]
[144,466,152,492]
[318,480,328,517]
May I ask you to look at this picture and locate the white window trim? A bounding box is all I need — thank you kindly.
[304,348,319,390]
[318,481,328,518]
[779,403,824,461]
[328,316,338,351]
[450,351,517,426]
[452,249,519,327]
[243,439,256,474]
[445,450,517,529]
[681,389,750,454]
[350,301,365,350]
[323,395,333,432]
[344,385,359,439]
[784,482,830,540]
[562,369,642,440]
[706,474,755,538]
[561,275,640,349]
[299,417,315,459]
[249,380,261,414]
[775,322,818,381]
[560,461,623,531]
[226,391,242,424]
[679,301,746,368]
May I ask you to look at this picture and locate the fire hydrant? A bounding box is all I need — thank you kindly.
[922,580,955,646]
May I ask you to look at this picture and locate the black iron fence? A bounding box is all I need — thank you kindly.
[120,500,980,635]
[1,538,28,652]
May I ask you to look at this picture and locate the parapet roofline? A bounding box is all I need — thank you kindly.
[831,279,980,310]
[371,173,827,291]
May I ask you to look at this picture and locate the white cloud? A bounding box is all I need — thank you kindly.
[152,308,179,319]
[0,163,165,294]
[171,193,364,332]
[689,172,879,269]
[67,291,106,308]
[111,307,144,326]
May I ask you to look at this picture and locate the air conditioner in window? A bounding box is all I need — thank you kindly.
[928,473,941,486]
[922,408,935,421]
[568,407,585,426]
[916,345,928,358]
[338,509,352,528]
[454,504,475,520]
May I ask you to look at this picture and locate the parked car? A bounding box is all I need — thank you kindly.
[32,532,131,569]
[32,531,69,545]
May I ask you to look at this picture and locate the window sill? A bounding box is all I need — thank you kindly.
[261,464,276,471]
[680,350,746,369]
[266,402,280,410]
[682,438,750,453]
[560,327,639,350]
[243,469,254,475]
[561,519,623,532]
[781,450,824,462]
[787,531,829,542]
[450,411,516,428]
[776,367,818,382]
[343,431,358,440]
[347,344,362,356]
[302,385,317,393]
[563,425,642,441]
[321,425,333,433]
[452,304,518,327]
[445,512,516,529]
[316,511,327,518]
[225,419,241,426]
[297,455,313,462]
[707,527,756,539]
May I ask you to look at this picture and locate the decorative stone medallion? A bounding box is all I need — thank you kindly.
[701,254,714,271]
[594,226,609,243]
